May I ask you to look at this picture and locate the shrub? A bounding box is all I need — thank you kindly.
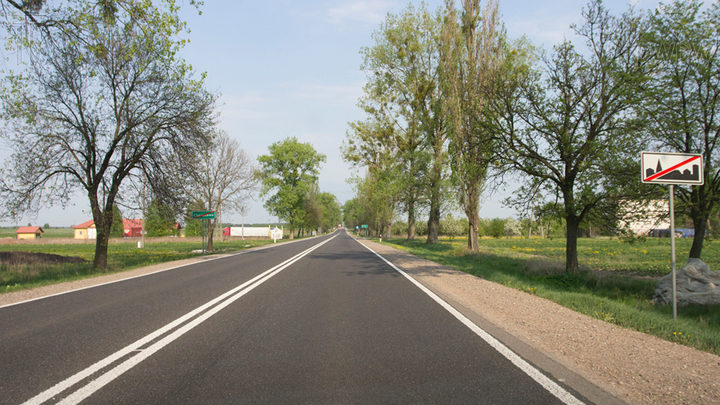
[488,218,506,238]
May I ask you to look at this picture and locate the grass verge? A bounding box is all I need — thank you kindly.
[382,237,720,356]
[1,238,278,293]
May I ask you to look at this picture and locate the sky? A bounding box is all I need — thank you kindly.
[1,0,664,227]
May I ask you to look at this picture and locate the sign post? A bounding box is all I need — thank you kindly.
[641,152,704,321]
[192,211,216,254]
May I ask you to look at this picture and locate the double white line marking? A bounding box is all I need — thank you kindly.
[23,235,336,405]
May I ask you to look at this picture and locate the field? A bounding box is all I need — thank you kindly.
[382,236,720,355]
[0,227,74,239]
[0,237,276,293]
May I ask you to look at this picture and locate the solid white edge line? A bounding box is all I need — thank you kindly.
[0,232,335,310]
[356,239,584,405]
[21,235,336,405]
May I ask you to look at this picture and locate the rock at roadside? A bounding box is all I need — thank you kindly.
[652,258,720,306]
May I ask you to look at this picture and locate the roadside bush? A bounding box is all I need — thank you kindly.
[487,218,506,238]
[391,221,408,236]
[415,220,428,236]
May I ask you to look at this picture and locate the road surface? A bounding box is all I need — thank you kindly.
[0,230,592,404]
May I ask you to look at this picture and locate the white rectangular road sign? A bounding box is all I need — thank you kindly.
[641,152,704,185]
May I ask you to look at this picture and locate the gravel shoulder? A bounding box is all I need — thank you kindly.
[2,238,719,404]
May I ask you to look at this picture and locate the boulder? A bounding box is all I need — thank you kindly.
[652,258,720,306]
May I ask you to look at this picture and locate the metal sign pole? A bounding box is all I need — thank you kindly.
[202,219,206,254]
[669,185,677,321]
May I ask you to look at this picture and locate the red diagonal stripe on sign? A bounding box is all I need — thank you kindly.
[644,155,701,182]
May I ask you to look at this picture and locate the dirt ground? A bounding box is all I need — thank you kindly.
[0,250,87,265]
[1,239,719,404]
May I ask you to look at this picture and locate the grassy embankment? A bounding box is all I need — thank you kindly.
[382,236,720,355]
[0,237,277,293]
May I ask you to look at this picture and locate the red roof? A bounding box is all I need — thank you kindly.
[16,226,43,234]
[122,219,143,228]
[73,220,95,229]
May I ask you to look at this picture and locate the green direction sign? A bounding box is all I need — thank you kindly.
[192,210,215,220]
[361,224,368,228]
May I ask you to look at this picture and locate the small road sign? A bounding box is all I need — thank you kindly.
[641,152,704,185]
[361,224,368,228]
[192,211,215,220]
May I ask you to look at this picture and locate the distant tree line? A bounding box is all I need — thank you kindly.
[343,0,720,272]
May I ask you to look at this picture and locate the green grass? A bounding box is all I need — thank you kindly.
[0,238,276,293]
[383,236,720,356]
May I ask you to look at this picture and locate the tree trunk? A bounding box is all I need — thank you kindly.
[427,204,440,244]
[289,224,294,240]
[407,202,416,240]
[206,221,215,252]
[689,216,708,258]
[93,226,110,270]
[426,129,444,245]
[91,196,116,270]
[465,184,480,252]
[565,215,580,273]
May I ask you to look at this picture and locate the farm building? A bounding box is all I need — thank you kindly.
[15,226,44,239]
[73,220,96,240]
[618,200,671,236]
[122,219,143,238]
[73,219,144,239]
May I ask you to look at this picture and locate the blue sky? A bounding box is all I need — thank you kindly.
[5,0,662,227]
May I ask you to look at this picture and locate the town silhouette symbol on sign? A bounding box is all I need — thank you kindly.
[645,160,700,182]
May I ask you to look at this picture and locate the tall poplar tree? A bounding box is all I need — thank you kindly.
[441,0,504,252]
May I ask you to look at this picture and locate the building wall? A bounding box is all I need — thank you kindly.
[17,233,39,240]
[74,228,97,240]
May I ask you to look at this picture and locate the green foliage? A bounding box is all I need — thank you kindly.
[258,137,326,236]
[145,200,176,237]
[110,205,124,238]
[487,218,505,238]
[352,3,445,242]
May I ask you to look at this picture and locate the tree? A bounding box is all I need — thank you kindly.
[183,201,205,237]
[257,137,326,239]
[318,192,342,232]
[110,204,124,238]
[641,0,720,259]
[185,131,258,251]
[495,1,650,272]
[358,3,447,244]
[0,0,216,269]
[441,0,503,252]
[145,200,176,237]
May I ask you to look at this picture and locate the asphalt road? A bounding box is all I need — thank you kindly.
[0,230,591,404]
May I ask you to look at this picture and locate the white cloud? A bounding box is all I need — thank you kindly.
[326,0,397,25]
